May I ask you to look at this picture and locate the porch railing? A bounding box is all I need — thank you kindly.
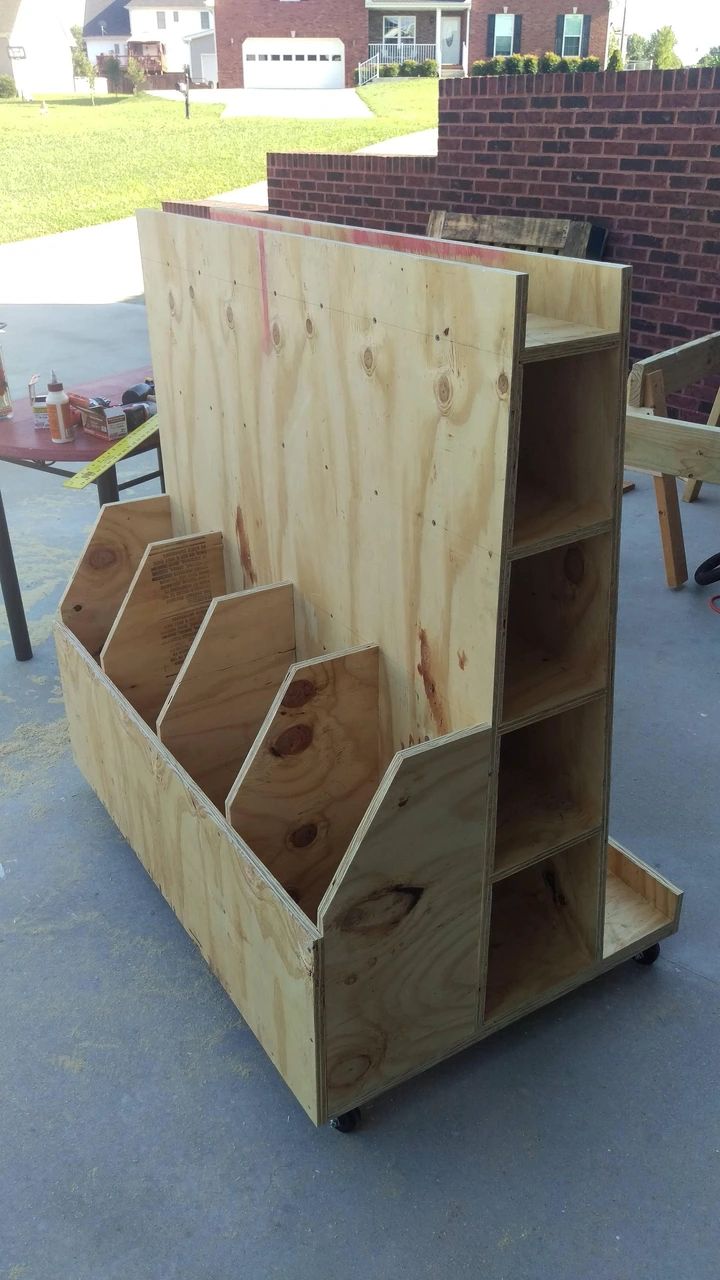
[368,42,437,65]
[357,53,381,85]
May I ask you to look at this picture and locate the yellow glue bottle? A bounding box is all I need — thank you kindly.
[46,371,75,444]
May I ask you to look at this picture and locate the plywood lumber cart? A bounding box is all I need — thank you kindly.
[55,210,682,1130]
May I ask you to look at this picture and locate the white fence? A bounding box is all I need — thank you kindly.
[357,53,381,86]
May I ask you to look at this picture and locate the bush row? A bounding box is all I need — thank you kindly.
[471,52,601,76]
[0,74,16,97]
[356,58,438,82]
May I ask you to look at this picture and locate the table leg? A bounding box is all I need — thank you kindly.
[0,489,32,661]
[96,465,120,505]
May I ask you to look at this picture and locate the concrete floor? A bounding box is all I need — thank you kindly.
[1,301,719,1279]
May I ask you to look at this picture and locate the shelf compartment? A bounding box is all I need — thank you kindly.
[604,840,683,959]
[511,350,620,555]
[494,699,606,879]
[522,315,620,364]
[485,837,602,1022]
[502,533,612,728]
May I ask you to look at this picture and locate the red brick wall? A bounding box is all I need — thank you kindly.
[267,68,720,419]
[468,1,610,67]
[215,0,366,87]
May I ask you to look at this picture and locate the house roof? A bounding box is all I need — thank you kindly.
[0,0,22,39]
[83,0,130,38]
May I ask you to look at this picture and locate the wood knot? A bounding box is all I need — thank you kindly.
[564,544,585,586]
[337,884,424,936]
[271,320,282,350]
[282,678,316,709]
[435,373,453,412]
[88,546,117,570]
[497,372,510,397]
[270,723,313,758]
[168,290,175,314]
[305,317,314,336]
[289,822,318,849]
[188,284,195,300]
[226,304,234,328]
[362,346,375,376]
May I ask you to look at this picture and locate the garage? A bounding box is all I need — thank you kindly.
[242,38,345,89]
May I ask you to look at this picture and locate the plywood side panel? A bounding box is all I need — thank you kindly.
[138,209,524,754]
[227,646,381,922]
[157,583,296,811]
[100,532,226,726]
[318,726,492,1117]
[55,624,321,1122]
[59,495,172,658]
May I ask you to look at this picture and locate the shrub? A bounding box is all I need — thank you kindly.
[419,58,438,77]
[104,54,122,91]
[579,55,600,71]
[380,62,399,77]
[523,54,538,73]
[399,59,418,77]
[503,53,525,74]
[556,55,580,72]
[606,47,623,70]
[125,55,146,94]
[538,50,560,72]
[0,74,15,98]
[471,59,487,75]
[484,56,506,75]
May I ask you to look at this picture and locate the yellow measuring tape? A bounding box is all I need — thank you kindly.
[63,415,159,490]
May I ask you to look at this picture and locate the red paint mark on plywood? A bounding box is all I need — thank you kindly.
[235,506,257,586]
[417,627,447,734]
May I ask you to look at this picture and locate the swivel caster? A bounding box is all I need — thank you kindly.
[330,1108,361,1133]
[634,942,661,966]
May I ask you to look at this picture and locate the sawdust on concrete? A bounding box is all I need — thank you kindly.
[0,718,69,796]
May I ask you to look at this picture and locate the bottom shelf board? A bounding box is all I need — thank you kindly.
[501,646,604,729]
[494,762,599,879]
[484,841,683,1026]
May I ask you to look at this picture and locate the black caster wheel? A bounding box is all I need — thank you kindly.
[634,942,661,966]
[330,1108,361,1133]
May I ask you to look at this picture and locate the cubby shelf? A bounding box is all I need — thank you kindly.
[510,490,612,559]
[522,315,620,363]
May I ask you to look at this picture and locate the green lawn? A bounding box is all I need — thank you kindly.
[0,82,438,244]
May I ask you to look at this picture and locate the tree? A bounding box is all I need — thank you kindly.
[70,24,88,77]
[698,46,720,66]
[626,33,650,62]
[126,56,146,94]
[104,55,121,94]
[648,25,682,69]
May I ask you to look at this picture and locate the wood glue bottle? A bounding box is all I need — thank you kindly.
[46,371,75,443]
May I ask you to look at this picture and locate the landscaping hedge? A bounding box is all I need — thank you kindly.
[471,52,600,75]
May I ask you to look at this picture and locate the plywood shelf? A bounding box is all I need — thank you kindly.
[501,535,611,730]
[485,839,601,1022]
[523,315,620,363]
[603,841,683,959]
[511,486,611,559]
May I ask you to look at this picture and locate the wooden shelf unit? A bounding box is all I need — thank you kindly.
[55,208,682,1126]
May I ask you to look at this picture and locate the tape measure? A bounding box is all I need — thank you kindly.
[63,415,159,490]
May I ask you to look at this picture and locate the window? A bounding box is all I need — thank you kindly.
[156,11,166,28]
[493,13,515,56]
[200,10,210,28]
[173,10,179,21]
[562,13,583,56]
[383,14,416,44]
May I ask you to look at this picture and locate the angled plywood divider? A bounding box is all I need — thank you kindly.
[100,531,226,725]
[227,645,381,920]
[56,208,682,1128]
[59,495,173,658]
[157,583,296,810]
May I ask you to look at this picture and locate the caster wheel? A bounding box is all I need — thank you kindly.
[634,942,661,966]
[330,1108,361,1133]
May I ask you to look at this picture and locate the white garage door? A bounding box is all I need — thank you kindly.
[243,38,345,89]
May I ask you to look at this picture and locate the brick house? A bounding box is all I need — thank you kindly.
[215,0,610,89]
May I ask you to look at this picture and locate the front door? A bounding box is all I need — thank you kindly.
[440,15,461,65]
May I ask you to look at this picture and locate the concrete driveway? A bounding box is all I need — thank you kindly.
[148,87,373,119]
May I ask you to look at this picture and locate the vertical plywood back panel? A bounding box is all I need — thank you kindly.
[138,210,525,756]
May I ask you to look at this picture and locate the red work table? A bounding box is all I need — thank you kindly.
[0,368,163,661]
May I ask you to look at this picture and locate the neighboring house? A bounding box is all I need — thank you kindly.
[0,0,80,94]
[215,0,610,89]
[83,0,131,67]
[125,0,214,72]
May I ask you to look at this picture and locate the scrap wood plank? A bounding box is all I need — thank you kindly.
[625,408,720,484]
